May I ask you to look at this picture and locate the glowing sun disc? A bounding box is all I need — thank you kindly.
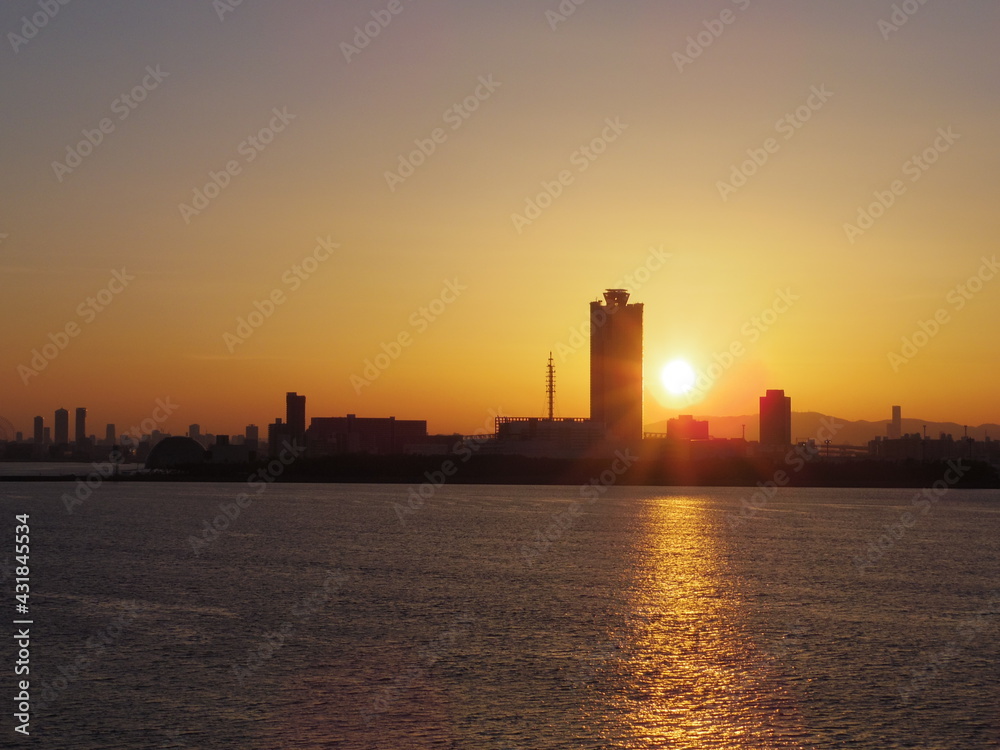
[661,359,696,395]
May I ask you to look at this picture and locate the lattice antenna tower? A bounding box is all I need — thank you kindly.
[546,352,556,420]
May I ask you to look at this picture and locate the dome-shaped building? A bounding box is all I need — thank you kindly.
[145,436,206,470]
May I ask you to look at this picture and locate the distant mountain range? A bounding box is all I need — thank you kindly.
[650,413,1000,446]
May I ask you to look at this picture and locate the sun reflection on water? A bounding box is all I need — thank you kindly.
[598,495,807,749]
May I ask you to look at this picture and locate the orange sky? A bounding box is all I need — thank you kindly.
[1,1,998,439]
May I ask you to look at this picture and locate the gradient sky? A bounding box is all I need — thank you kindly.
[2,0,998,439]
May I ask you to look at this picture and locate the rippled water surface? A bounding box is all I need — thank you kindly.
[2,483,998,748]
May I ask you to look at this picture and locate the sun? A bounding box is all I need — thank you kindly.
[661,359,696,395]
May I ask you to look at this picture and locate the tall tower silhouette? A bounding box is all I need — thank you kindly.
[888,405,902,439]
[54,408,69,446]
[546,352,555,421]
[590,289,643,445]
[75,407,87,445]
[286,392,306,444]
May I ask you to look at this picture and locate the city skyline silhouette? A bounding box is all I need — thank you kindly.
[5,288,999,470]
[2,4,999,440]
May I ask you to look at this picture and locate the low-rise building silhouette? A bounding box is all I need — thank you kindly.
[760,390,791,449]
[307,414,427,455]
[667,415,709,441]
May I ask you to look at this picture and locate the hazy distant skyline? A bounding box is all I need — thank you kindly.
[2,1,999,437]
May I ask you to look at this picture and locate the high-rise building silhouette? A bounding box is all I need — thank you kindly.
[105,424,116,446]
[590,289,643,445]
[888,405,902,439]
[33,416,43,444]
[245,424,259,450]
[75,407,87,446]
[54,408,69,446]
[268,418,287,457]
[286,392,306,443]
[759,389,791,448]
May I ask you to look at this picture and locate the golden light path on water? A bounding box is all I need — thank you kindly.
[601,495,809,749]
